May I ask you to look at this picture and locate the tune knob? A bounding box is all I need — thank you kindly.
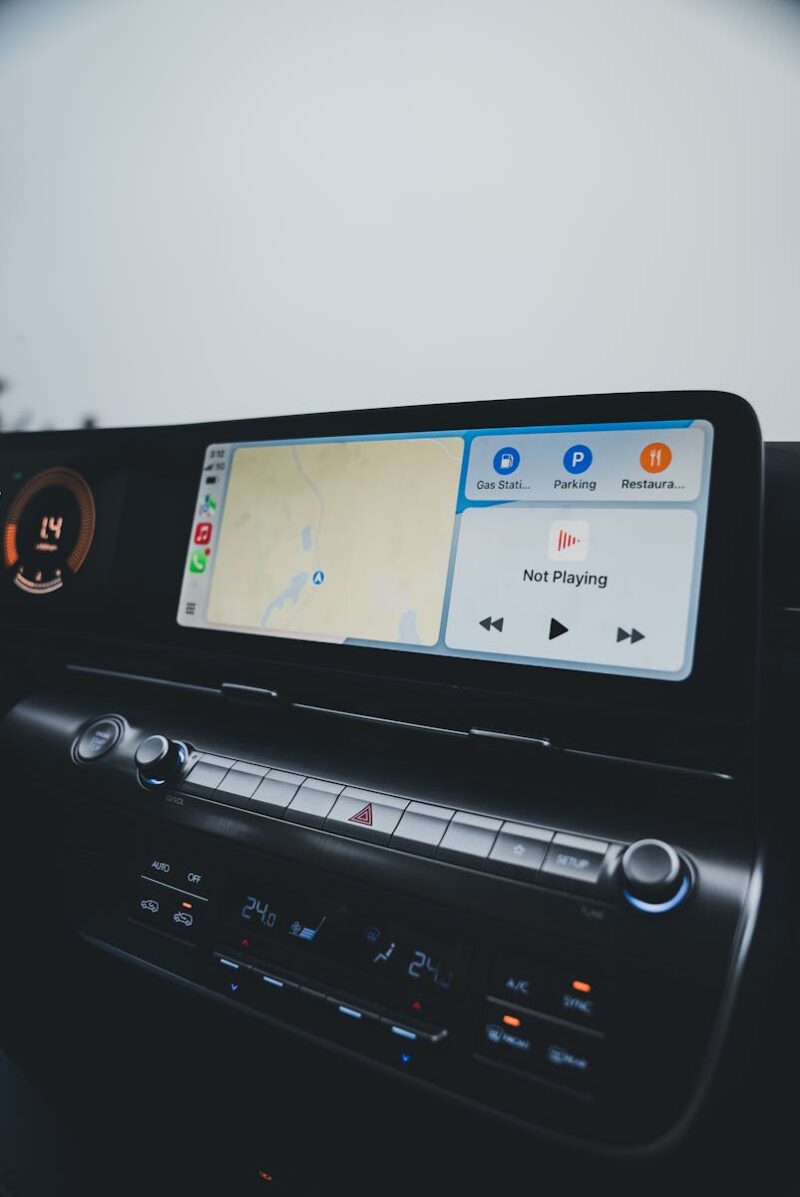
[135,735,188,787]
[621,839,691,913]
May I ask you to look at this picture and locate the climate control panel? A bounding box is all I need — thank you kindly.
[2,691,752,1153]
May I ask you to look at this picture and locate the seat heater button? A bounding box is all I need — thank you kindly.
[325,788,408,845]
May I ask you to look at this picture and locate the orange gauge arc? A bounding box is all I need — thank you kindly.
[2,467,96,585]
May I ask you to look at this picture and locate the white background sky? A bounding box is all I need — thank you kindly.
[1,0,798,437]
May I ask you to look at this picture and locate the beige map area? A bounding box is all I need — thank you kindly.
[206,437,464,645]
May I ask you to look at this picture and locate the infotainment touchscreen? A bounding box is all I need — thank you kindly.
[177,419,713,681]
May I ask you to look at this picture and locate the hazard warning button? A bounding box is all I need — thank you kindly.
[325,788,409,845]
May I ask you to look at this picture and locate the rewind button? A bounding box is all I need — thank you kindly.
[479,616,505,633]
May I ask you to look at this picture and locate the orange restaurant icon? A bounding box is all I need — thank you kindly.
[640,442,672,474]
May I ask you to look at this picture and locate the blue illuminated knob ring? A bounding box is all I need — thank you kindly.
[135,734,188,788]
[621,839,692,914]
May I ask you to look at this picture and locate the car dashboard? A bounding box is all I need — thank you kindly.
[0,391,794,1195]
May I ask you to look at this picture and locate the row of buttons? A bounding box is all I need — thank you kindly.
[212,951,448,1049]
[179,754,615,890]
[479,952,606,1095]
[490,955,603,1032]
[132,878,207,940]
[478,998,604,1096]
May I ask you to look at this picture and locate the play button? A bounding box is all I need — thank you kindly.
[548,618,569,640]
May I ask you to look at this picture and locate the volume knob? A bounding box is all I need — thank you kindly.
[135,735,188,787]
[621,839,691,913]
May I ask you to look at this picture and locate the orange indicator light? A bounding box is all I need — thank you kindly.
[181,901,193,910]
[502,1014,522,1028]
[572,980,592,994]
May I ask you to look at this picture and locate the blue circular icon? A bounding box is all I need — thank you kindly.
[312,569,325,585]
[563,444,593,474]
[493,447,520,475]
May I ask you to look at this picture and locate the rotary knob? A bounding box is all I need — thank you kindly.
[135,735,188,787]
[621,839,691,913]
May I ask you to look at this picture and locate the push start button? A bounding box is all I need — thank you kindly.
[73,716,123,762]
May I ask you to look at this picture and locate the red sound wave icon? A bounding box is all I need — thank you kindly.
[556,528,581,552]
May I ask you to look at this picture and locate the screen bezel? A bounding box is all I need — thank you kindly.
[0,391,762,727]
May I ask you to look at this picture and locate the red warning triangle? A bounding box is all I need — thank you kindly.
[349,802,373,826]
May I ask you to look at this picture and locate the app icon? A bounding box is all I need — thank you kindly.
[493,447,520,475]
[189,550,207,573]
[199,493,217,515]
[548,519,590,562]
[563,444,593,474]
[640,442,672,474]
[194,522,212,545]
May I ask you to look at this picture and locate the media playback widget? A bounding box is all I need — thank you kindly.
[445,422,711,678]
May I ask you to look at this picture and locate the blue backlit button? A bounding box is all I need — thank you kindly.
[540,833,610,889]
[493,446,520,475]
[286,778,344,828]
[212,952,251,998]
[250,967,299,1011]
[213,953,248,981]
[437,812,502,867]
[249,769,306,816]
[328,997,379,1024]
[485,822,553,881]
[381,1017,448,1048]
[563,444,593,474]
[325,788,409,846]
[247,968,298,1014]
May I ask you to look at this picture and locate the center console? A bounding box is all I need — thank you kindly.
[0,391,763,1158]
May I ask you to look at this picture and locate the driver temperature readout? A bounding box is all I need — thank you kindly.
[223,878,469,997]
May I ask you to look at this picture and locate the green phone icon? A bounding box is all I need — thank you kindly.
[189,550,207,573]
